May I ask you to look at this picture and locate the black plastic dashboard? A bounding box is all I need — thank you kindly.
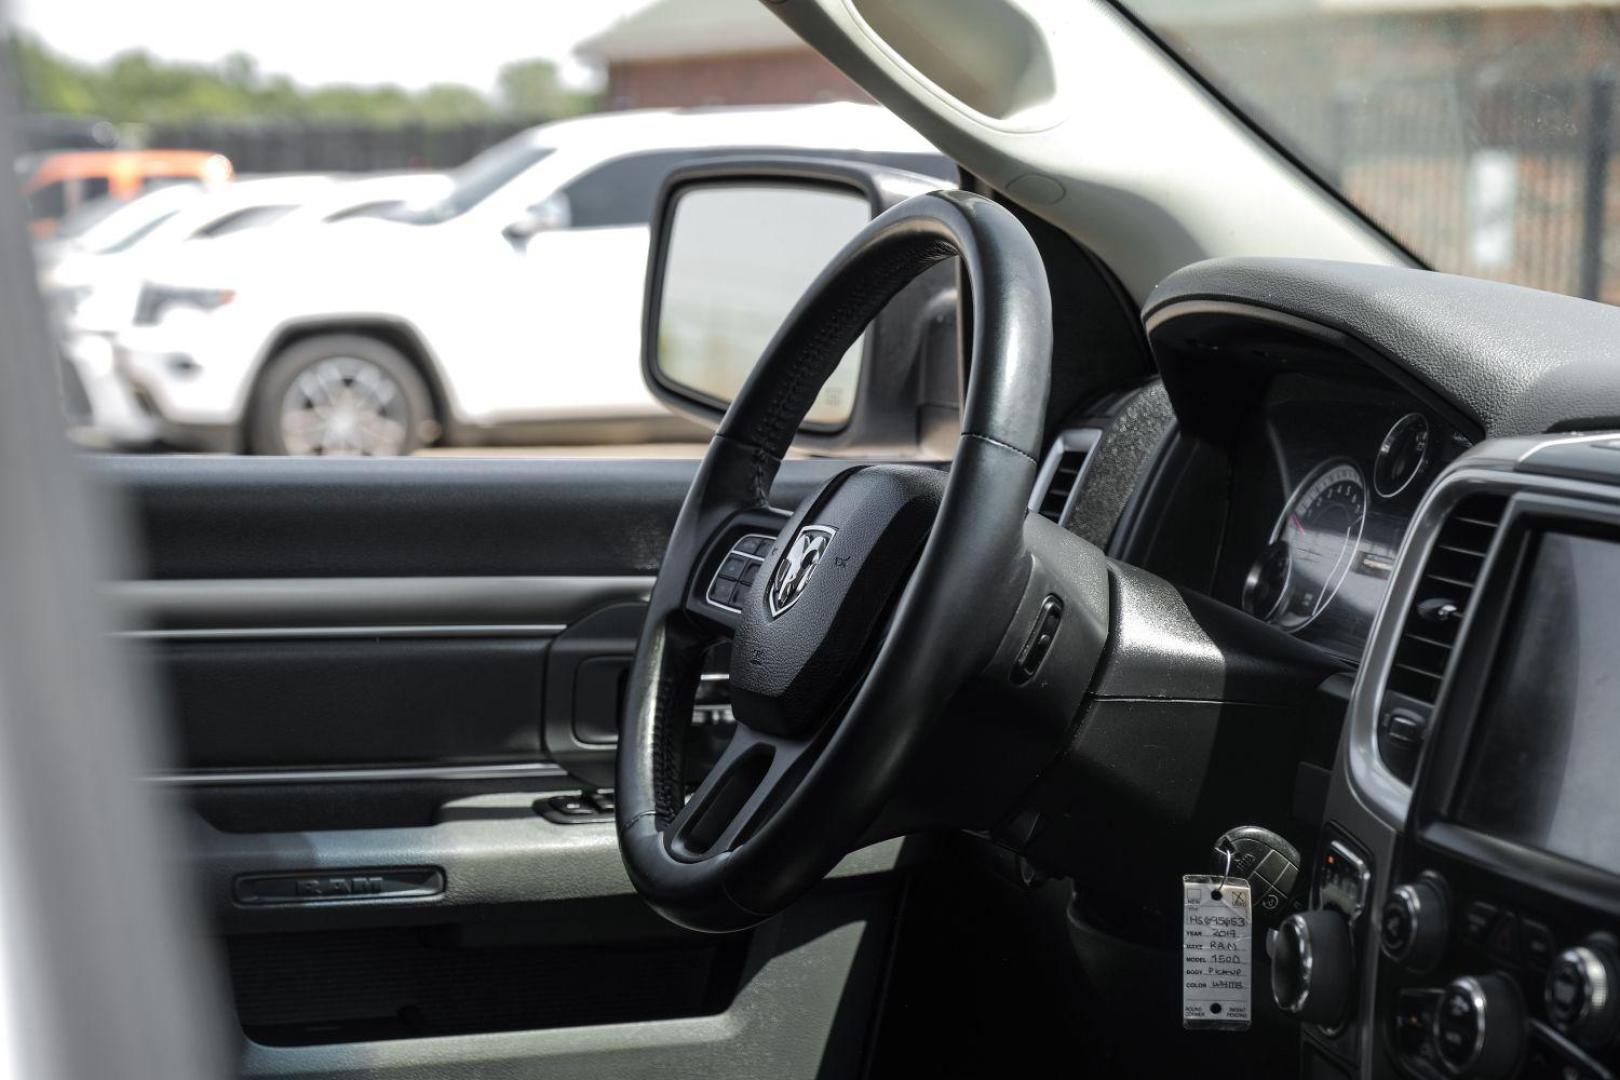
[1118,257,1620,1080]
[1118,293,1480,666]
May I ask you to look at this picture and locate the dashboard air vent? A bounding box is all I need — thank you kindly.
[1031,429,1100,524]
[1386,492,1509,706]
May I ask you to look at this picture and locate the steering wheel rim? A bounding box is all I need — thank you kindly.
[617,190,1052,932]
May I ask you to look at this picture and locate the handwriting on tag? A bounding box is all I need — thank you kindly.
[1183,875,1252,1031]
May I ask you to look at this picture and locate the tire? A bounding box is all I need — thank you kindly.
[248,334,435,456]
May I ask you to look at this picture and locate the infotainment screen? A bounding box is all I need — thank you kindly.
[1453,531,1620,875]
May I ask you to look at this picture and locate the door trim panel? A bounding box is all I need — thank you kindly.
[155,761,569,787]
[112,575,655,633]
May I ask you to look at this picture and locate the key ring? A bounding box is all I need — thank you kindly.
[1213,841,1236,901]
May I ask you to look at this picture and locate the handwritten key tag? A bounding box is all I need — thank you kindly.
[1182,871,1253,1031]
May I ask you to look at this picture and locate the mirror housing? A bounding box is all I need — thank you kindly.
[642,156,962,456]
[503,192,571,245]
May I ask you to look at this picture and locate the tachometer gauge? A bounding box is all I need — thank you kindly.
[1251,459,1368,632]
[1373,412,1430,498]
[1242,539,1292,622]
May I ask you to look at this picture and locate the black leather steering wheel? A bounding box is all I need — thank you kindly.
[617,190,1052,932]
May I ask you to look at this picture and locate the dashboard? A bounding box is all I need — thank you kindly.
[1115,259,1620,1080]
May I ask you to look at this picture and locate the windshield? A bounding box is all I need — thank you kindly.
[1124,0,1620,302]
[59,187,196,249]
[97,209,181,254]
[54,193,132,239]
[395,138,554,224]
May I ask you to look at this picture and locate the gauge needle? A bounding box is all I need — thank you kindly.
[1290,513,1306,537]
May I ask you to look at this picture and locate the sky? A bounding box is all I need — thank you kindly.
[6,0,651,92]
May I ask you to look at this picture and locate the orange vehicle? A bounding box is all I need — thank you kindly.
[21,149,233,237]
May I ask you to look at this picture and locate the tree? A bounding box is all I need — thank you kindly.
[497,58,594,119]
[417,83,494,124]
[4,32,585,127]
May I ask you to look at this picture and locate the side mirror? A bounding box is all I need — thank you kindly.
[642,156,962,454]
[503,192,571,245]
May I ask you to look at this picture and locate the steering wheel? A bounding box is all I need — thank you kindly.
[617,190,1052,932]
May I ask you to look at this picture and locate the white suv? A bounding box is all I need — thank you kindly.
[113,103,950,455]
[47,173,451,445]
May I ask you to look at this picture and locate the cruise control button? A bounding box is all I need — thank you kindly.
[735,535,770,556]
[719,555,749,581]
[738,560,760,585]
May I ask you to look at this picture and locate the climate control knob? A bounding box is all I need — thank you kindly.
[1432,974,1525,1078]
[1546,944,1620,1049]
[1381,879,1449,971]
[1272,909,1353,1027]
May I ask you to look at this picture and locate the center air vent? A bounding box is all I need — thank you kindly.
[1386,492,1508,705]
[1031,429,1100,524]
[1378,491,1507,782]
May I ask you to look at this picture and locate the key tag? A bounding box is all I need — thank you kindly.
[1182,844,1253,1031]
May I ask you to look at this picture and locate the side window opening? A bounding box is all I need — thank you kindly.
[559,150,698,230]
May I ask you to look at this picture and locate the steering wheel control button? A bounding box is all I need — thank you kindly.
[1433,975,1526,1079]
[1546,944,1620,1048]
[1271,909,1353,1026]
[706,533,775,613]
[1012,594,1063,683]
[1382,880,1449,972]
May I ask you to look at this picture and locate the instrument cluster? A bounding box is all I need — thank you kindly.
[1222,375,1471,662]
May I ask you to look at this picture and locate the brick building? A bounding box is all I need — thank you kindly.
[575,0,867,110]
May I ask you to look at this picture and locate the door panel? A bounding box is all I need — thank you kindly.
[99,454,913,1080]
[156,637,549,769]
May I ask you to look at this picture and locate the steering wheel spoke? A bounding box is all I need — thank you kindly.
[664,724,817,863]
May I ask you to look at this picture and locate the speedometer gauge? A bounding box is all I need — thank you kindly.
[1245,459,1368,632]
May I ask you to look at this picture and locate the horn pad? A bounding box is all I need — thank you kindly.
[729,465,946,737]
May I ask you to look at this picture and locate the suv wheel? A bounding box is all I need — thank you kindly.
[249,335,435,456]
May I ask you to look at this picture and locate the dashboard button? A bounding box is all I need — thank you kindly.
[1488,913,1521,965]
[1463,901,1500,945]
[1521,919,1555,968]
